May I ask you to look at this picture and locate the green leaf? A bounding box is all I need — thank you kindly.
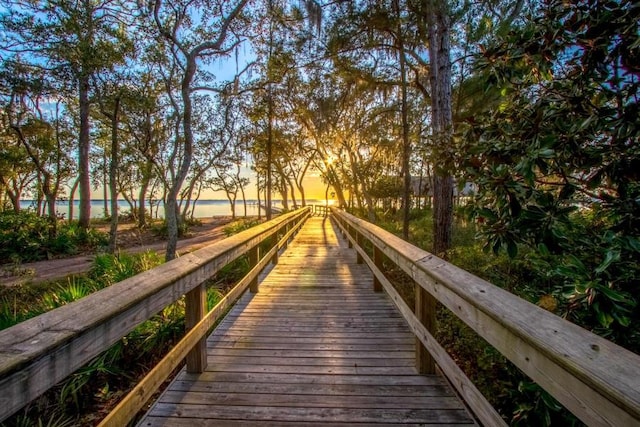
[612,312,631,327]
[537,242,550,256]
[595,250,620,274]
[596,285,632,304]
[565,255,587,273]
[555,266,577,278]
[540,392,563,412]
[537,148,554,158]
[596,310,614,328]
[624,237,640,253]
[507,239,518,258]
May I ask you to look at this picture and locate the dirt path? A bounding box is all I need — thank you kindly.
[0,217,235,287]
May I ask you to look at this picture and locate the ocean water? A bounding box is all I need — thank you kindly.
[18,199,323,219]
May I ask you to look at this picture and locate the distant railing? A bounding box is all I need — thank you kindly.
[0,207,311,424]
[331,208,640,426]
[312,204,329,216]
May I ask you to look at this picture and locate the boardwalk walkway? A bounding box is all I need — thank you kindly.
[138,216,475,426]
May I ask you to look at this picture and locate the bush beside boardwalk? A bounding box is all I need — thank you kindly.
[364,206,637,426]
[0,215,257,426]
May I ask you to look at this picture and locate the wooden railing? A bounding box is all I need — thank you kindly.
[331,208,640,427]
[0,207,311,424]
[312,204,330,216]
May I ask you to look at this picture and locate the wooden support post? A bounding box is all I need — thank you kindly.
[272,237,279,265]
[185,283,207,373]
[415,283,436,374]
[356,232,363,264]
[373,246,383,292]
[249,246,259,293]
[347,225,353,248]
[283,224,289,249]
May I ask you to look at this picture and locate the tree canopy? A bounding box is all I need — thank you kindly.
[1,0,638,422]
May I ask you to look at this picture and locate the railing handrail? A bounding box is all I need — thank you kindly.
[0,207,311,422]
[331,208,640,427]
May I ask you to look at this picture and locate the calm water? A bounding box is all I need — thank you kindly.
[19,199,322,219]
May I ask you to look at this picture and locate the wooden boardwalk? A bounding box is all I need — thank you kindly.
[138,216,475,426]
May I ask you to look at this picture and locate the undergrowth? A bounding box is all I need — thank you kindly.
[0,249,231,426]
[0,210,108,264]
[370,207,583,426]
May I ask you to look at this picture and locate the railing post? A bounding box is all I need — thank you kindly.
[185,283,207,373]
[249,245,260,293]
[283,223,290,249]
[415,283,436,374]
[272,235,279,265]
[347,224,353,248]
[373,246,383,292]
[355,231,363,264]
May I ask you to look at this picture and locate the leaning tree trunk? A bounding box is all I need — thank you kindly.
[68,177,79,221]
[166,58,196,261]
[428,0,455,256]
[138,161,153,228]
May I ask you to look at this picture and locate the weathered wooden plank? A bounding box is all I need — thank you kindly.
[217,319,410,328]
[141,419,475,427]
[349,236,505,427]
[176,371,450,386]
[206,348,414,359]
[0,208,311,422]
[333,208,640,426]
[167,380,453,397]
[205,356,414,368]
[144,404,472,424]
[209,329,416,340]
[208,333,413,350]
[137,217,474,426]
[206,341,414,352]
[157,390,464,409]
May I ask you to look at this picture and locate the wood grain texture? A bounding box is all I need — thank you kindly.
[332,208,640,427]
[0,208,310,423]
[137,217,475,426]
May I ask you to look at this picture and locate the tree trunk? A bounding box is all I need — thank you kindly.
[7,188,20,213]
[240,183,247,217]
[266,92,273,220]
[68,177,79,221]
[324,164,347,208]
[78,73,92,229]
[289,180,297,209]
[428,0,455,256]
[166,57,197,261]
[256,179,262,220]
[394,0,412,240]
[108,97,121,254]
[138,161,153,228]
[103,148,109,218]
[280,184,289,211]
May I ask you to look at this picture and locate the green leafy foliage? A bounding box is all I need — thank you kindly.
[461,0,640,352]
[90,251,163,285]
[223,218,262,236]
[1,247,239,424]
[0,211,108,263]
[376,208,592,425]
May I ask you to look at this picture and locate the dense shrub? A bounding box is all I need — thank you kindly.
[150,216,200,238]
[223,218,262,236]
[0,211,108,264]
[375,208,588,425]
